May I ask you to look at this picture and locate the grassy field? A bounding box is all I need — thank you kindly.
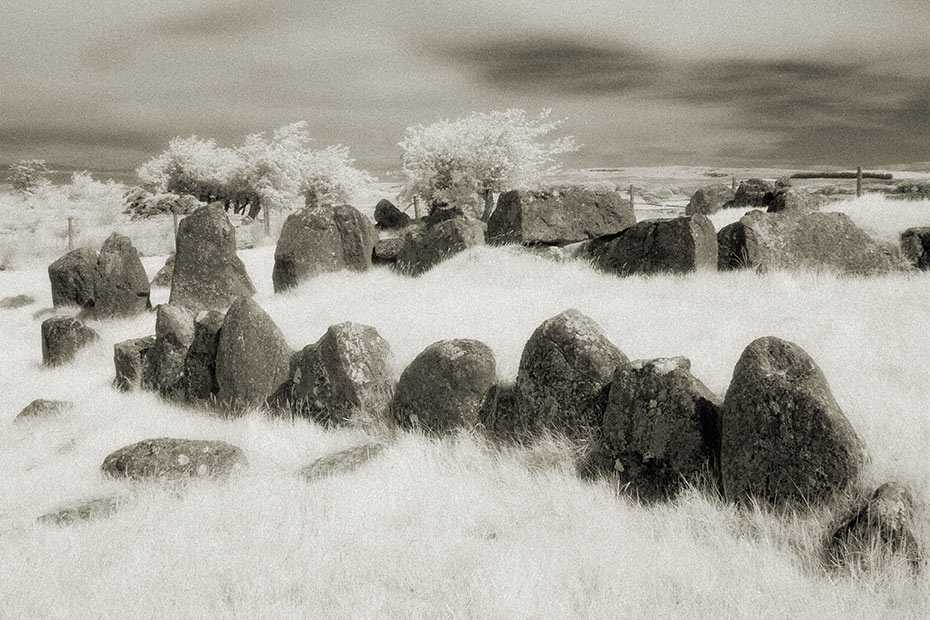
[1,186,929,618]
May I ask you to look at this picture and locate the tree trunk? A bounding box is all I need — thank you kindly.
[480,188,495,222]
[248,200,262,220]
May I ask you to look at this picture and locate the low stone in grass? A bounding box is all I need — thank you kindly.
[390,339,497,433]
[37,495,128,525]
[94,232,151,318]
[299,442,386,481]
[151,253,175,287]
[0,294,35,309]
[512,309,629,440]
[730,178,775,208]
[15,399,73,422]
[901,227,930,270]
[374,199,410,229]
[591,357,722,501]
[152,304,196,398]
[721,337,867,507]
[766,188,826,214]
[101,437,247,480]
[41,316,99,366]
[393,217,486,276]
[113,336,156,391]
[826,482,922,573]
[685,184,736,216]
[373,238,404,265]
[48,247,98,310]
[183,310,225,402]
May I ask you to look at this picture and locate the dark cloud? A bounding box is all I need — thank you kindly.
[0,124,167,152]
[149,2,306,38]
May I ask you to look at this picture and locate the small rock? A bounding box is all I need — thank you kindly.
[901,227,930,270]
[299,442,386,481]
[730,178,776,208]
[373,238,404,265]
[37,495,128,525]
[766,188,826,214]
[101,438,248,480]
[0,294,36,309]
[113,336,156,391]
[685,185,737,216]
[393,217,486,276]
[41,316,99,366]
[14,399,74,421]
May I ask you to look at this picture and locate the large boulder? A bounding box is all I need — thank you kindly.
[169,204,255,312]
[101,438,247,480]
[273,204,377,292]
[591,357,721,501]
[586,215,717,276]
[512,309,629,440]
[215,297,292,410]
[488,187,635,245]
[183,310,225,402]
[730,178,775,208]
[766,188,827,214]
[94,232,151,318]
[721,337,867,507]
[901,227,930,270]
[271,322,395,425]
[718,210,896,274]
[374,199,410,229]
[48,248,98,310]
[389,339,497,433]
[15,399,73,422]
[152,304,196,398]
[113,336,156,391]
[41,317,99,366]
[393,217,486,276]
[685,185,736,216]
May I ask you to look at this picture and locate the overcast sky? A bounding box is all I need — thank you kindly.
[2,0,928,174]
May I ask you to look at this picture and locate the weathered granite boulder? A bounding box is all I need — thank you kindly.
[183,310,225,402]
[373,238,404,265]
[389,339,497,433]
[94,232,151,318]
[15,399,73,422]
[586,215,717,276]
[512,309,629,440]
[0,295,36,309]
[826,482,922,572]
[48,248,98,310]
[686,185,737,215]
[113,336,156,391]
[766,188,827,214]
[41,317,99,366]
[101,438,247,480]
[271,322,394,425]
[901,227,930,270]
[374,199,410,229]
[393,217,486,276]
[169,204,255,312]
[717,210,896,274]
[151,254,175,287]
[721,337,867,507]
[152,304,196,398]
[273,204,377,292]
[730,178,775,208]
[215,297,292,409]
[488,187,635,245]
[591,357,721,501]
[299,442,386,481]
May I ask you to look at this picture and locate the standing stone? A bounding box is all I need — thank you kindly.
[215,297,292,410]
[271,322,395,425]
[393,217,486,276]
[586,215,717,276]
[731,178,776,208]
[169,204,255,313]
[389,339,497,433]
[901,227,930,270]
[273,204,377,292]
[15,399,74,422]
[94,232,151,318]
[766,188,826,214]
[592,358,721,501]
[488,187,635,245]
[152,304,196,398]
[41,317,99,366]
[374,199,410,229]
[686,185,737,216]
[113,336,156,391]
[101,438,247,480]
[513,309,629,440]
[183,310,225,402]
[151,254,175,287]
[721,337,867,507]
[48,248,98,309]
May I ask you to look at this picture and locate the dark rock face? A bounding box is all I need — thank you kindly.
[901,227,930,270]
[478,382,519,439]
[169,204,255,312]
[94,232,151,318]
[273,204,376,292]
[101,438,247,480]
[389,339,497,433]
[271,322,395,426]
[423,205,466,227]
[766,188,827,214]
[717,210,896,275]
[48,248,98,310]
[487,187,635,245]
[686,185,737,216]
[393,217,486,276]
[151,254,175,287]
[299,442,386,481]
[152,304,196,398]
[41,317,99,366]
[826,482,922,573]
[731,178,776,208]
[183,310,225,402]
[721,337,867,507]
[591,357,721,501]
[215,297,292,410]
[15,399,73,422]
[37,495,128,525]
[0,295,36,309]
[512,309,629,440]
[586,215,717,276]
[373,238,404,265]
[113,336,156,391]
[374,199,410,229]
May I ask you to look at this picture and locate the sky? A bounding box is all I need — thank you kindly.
[1,0,929,175]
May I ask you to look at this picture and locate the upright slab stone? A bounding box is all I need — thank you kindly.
[113,336,156,391]
[721,337,867,507]
[488,187,635,245]
[273,204,377,292]
[686,185,736,216]
[393,217,486,276]
[94,232,151,318]
[152,304,196,398]
[513,309,629,440]
[41,317,99,366]
[169,204,255,312]
[183,310,225,402]
[48,248,98,309]
[215,297,292,409]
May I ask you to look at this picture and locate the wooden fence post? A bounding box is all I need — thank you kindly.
[413,196,421,220]
[629,184,634,207]
[172,213,179,239]
[263,204,270,236]
[731,176,737,190]
[67,217,73,251]
[856,166,863,197]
